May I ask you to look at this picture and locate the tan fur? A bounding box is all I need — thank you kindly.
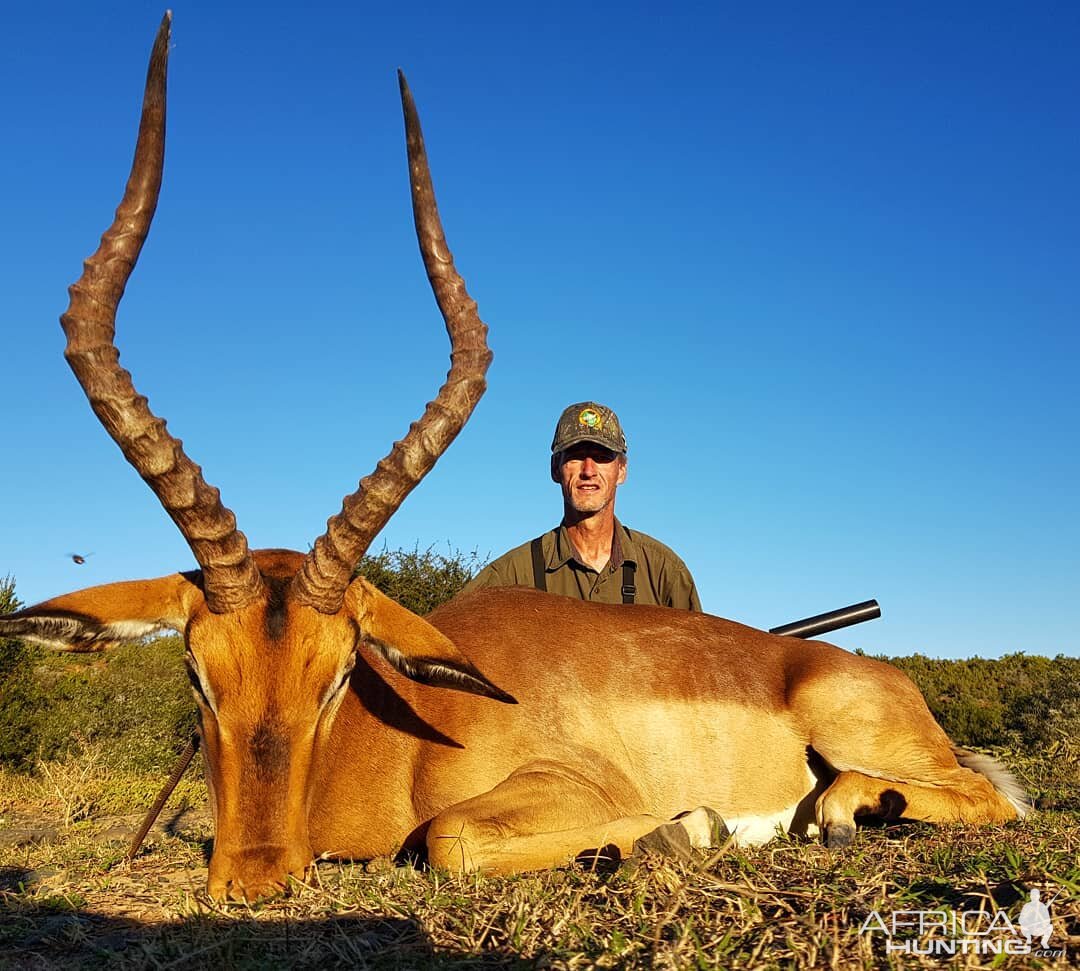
[2,559,1029,897]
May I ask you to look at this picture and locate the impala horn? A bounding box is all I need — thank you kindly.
[61,12,265,614]
[292,73,492,613]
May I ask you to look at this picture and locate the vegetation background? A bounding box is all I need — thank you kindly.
[1,557,1077,968]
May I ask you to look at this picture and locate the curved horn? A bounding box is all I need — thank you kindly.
[61,13,265,614]
[293,72,492,613]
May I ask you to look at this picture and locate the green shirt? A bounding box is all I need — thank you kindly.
[463,521,702,611]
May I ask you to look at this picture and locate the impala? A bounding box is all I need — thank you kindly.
[2,15,1028,902]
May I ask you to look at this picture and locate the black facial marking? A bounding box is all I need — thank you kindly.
[263,575,290,641]
[249,715,290,782]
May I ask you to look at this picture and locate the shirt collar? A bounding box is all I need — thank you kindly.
[551,519,638,573]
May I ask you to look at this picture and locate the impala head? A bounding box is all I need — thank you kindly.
[2,13,511,902]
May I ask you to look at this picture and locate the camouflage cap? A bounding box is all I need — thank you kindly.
[551,402,628,454]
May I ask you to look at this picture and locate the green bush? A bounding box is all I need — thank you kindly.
[0,636,47,769]
[0,638,195,774]
[0,574,19,615]
[887,652,1080,751]
[356,544,483,615]
[0,575,41,768]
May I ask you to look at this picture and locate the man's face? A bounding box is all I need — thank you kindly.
[553,442,628,515]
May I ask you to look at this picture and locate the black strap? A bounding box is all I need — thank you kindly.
[622,560,636,604]
[530,535,547,592]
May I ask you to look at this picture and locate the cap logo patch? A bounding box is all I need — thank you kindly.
[578,408,603,431]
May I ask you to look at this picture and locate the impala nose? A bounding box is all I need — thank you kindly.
[207,844,310,902]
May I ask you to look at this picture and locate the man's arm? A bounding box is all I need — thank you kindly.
[667,566,703,612]
[459,560,506,596]
[458,539,538,597]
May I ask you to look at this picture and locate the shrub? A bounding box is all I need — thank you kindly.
[0,638,48,770]
[356,544,484,615]
[0,575,42,769]
[0,575,20,614]
[0,638,195,774]
[887,652,1080,751]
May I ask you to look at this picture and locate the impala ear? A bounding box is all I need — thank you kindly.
[0,574,204,651]
[346,577,516,704]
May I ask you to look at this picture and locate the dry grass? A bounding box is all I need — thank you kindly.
[1,756,1078,969]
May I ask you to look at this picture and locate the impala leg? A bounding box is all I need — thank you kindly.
[799,657,1023,847]
[815,769,1019,847]
[425,760,700,874]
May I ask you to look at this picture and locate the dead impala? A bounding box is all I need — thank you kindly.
[2,14,1028,902]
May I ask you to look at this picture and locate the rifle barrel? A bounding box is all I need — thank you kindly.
[769,599,880,639]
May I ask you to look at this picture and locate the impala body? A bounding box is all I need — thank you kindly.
[3,15,1028,902]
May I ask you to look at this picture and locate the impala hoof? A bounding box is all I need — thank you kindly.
[825,823,856,848]
[632,807,730,861]
[632,821,692,861]
[575,843,622,871]
[673,806,730,848]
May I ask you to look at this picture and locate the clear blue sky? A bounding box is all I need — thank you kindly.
[2,2,1076,660]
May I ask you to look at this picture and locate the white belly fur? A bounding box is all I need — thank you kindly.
[722,762,822,845]
[724,803,820,845]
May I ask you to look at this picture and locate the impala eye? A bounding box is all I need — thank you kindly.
[184,654,215,711]
[320,658,356,710]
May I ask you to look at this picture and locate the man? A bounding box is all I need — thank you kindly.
[464,401,702,610]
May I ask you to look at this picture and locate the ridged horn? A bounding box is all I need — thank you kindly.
[292,72,492,613]
[60,13,265,614]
